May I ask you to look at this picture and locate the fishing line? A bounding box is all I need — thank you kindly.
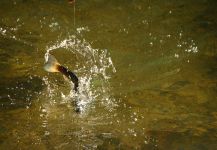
[73,0,76,43]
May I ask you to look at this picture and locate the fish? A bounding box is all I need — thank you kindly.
[44,54,80,112]
[44,54,79,92]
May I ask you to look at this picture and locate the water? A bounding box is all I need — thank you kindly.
[0,0,217,149]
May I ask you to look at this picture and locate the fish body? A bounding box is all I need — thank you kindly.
[44,54,80,112]
[44,54,79,92]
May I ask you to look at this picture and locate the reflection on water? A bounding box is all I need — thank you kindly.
[0,0,217,149]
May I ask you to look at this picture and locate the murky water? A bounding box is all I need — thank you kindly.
[0,0,217,149]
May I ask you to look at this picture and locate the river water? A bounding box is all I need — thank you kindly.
[0,0,217,149]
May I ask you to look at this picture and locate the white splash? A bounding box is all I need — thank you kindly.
[44,35,116,113]
[185,45,198,53]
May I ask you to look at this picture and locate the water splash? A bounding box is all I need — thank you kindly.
[44,34,116,113]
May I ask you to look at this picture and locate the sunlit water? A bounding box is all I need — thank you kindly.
[0,0,217,149]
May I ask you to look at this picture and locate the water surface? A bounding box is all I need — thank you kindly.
[0,0,217,149]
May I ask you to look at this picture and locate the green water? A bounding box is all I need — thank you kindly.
[0,0,217,149]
